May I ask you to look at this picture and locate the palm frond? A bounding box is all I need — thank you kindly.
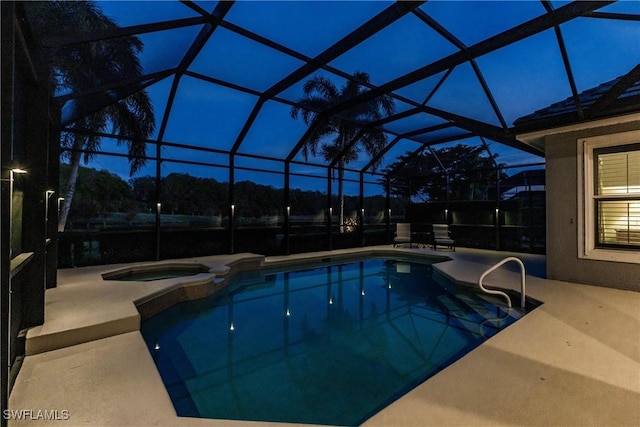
[291,70,395,167]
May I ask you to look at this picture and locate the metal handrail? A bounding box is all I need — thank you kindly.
[478,257,526,309]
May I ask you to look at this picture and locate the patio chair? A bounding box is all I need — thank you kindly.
[432,224,455,251]
[393,223,412,248]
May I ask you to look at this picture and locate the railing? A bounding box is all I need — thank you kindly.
[478,257,526,309]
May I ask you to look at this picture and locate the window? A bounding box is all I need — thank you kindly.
[580,130,640,263]
[594,145,640,248]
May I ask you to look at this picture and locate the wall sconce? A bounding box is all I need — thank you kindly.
[1,167,27,182]
[45,191,55,235]
[286,206,290,216]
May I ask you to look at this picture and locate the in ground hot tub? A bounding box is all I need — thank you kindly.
[102,263,211,282]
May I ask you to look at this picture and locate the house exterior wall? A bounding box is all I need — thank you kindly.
[545,120,640,291]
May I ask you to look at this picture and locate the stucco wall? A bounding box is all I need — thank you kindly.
[545,120,640,291]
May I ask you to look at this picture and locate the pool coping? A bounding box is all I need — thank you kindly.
[9,246,640,427]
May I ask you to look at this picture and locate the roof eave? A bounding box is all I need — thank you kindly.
[515,111,640,150]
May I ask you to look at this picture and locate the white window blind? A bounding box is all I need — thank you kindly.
[595,147,640,247]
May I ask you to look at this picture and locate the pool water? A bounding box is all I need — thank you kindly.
[141,257,529,426]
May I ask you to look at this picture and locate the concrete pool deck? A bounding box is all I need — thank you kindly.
[8,246,640,426]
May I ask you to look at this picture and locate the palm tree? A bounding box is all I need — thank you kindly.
[290,72,394,231]
[25,1,155,231]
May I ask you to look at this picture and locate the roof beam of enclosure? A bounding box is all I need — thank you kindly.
[55,69,176,103]
[59,72,172,126]
[222,19,433,116]
[479,136,500,169]
[267,1,424,101]
[156,1,233,143]
[420,105,542,155]
[40,16,208,48]
[223,22,459,162]
[225,1,423,158]
[584,64,640,119]
[284,2,425,162]
[582,11,640,21]
[175,2,233,75]
[412,8,507,129]
[319,1,613,135]
[180,0,212,16]
[541,1,584,120]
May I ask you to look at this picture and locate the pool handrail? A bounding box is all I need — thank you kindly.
[478,257,526,309]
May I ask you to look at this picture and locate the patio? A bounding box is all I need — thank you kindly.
[3,2,639,424]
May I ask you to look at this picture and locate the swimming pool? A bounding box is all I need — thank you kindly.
[141,256,532,426]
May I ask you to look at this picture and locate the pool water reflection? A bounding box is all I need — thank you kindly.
[141,257,529,426]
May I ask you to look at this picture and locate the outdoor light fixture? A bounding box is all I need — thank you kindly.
[11,168,27,175]
[44,191,55,253]
[286,206,290,215]
[229,322,235,331]
[1,168,27,182]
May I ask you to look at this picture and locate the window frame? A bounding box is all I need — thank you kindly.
[593,143,640,249]
[578,130,640,264]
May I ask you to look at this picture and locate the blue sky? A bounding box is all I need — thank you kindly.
[81,1,639,193]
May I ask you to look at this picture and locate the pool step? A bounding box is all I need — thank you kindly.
[436,293,515,339]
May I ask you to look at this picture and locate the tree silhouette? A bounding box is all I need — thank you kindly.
[26,1,155,231]
[385,144,507,202]
[291,72,394,231]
